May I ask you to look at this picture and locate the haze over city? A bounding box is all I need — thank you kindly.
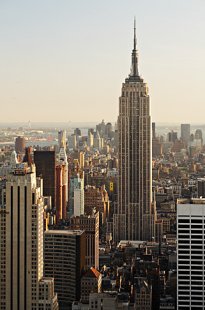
[1,0,205,123]
[2,1,205,310]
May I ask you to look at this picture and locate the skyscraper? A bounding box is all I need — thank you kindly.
[34,150,56,208]
[69,213,99,269]
[44,230,86,309]
[58,130,67,149]
[56,147,68,222]
[15,136,26,154]
[181,124,190,145]
[177,198,205,309]
[0,161,58,310]
[114,21,154,241]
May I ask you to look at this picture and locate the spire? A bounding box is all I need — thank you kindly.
[134,16,136,51]
[129,17,140,80]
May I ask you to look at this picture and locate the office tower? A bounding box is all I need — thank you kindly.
[44,230,86,309]
[152,122,156,139]
[84,185,110,223]
[69,172,84,216]
[74,128,81,136]
[88,131,94,148]
[93,131,103,150]
[58,130,66,149]
[168,131,178,143]
[72,151,84,169]
[181,124,190,145]
[23,146,33,165]
[68,134,77,150]
[114,21,154,241]
[15,136,26,154]
[79,151,85,169]
[96,120,106,136]
[56,147,68,222]
[152,139,162,157]
[69,213,99,269]
[177,198,205,309]
[197,178,205,198]
[105,122,113,139]
[0,161,58,310]
[56,165,63,222]
[195,129,203,145]
[34,150,56,208]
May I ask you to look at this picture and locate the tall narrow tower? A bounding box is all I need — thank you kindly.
[114,21,154,241]
[0,160,59,310]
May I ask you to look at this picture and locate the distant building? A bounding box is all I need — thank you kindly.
[58,130,67,149]
[152,122,156,139]
[84,185,110,223]
[168,131,178,143]
[69,172,84,216]
[88,131,94,148]
[15,136,26,154]
[34,150,56,208]
[74,128,81,137]
[197,178,205,198]
[195,129,203,145]
[181,124,190,145]
[56,147,68,222]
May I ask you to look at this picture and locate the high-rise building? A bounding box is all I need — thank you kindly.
[58,130,67,149]
[69,172,84,216]
[44,230,86,309]
[0,161,58,310]
[84,185,110,223]
[88,131,94,148]
[15,136,26,154]
[114,21,154,241]
[152,122,156,139]
[195,129,203,145]
[56,147,68,222]
[168,131,178,143]
[177,198,205,309]
[69,213,99,269]
[34,150,56,208]
[181,124,190,145]
[197,178,205,198]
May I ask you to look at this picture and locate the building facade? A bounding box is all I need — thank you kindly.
[0,161,58,310]
[181,124,190,145]
[177,198,205,309]
[69,213,99,269]
[44,230,86,309]
[34,150,56,209]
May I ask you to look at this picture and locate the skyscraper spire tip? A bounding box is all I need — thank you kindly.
[134,17,136,50]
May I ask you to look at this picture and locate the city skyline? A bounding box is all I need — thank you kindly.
[1,0,205,123]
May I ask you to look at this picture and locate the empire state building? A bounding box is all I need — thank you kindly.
[114,21,155,241]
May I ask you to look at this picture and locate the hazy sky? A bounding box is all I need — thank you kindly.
[1,0,205,124]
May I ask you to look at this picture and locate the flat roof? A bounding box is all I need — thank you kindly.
[45,229,84,236]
